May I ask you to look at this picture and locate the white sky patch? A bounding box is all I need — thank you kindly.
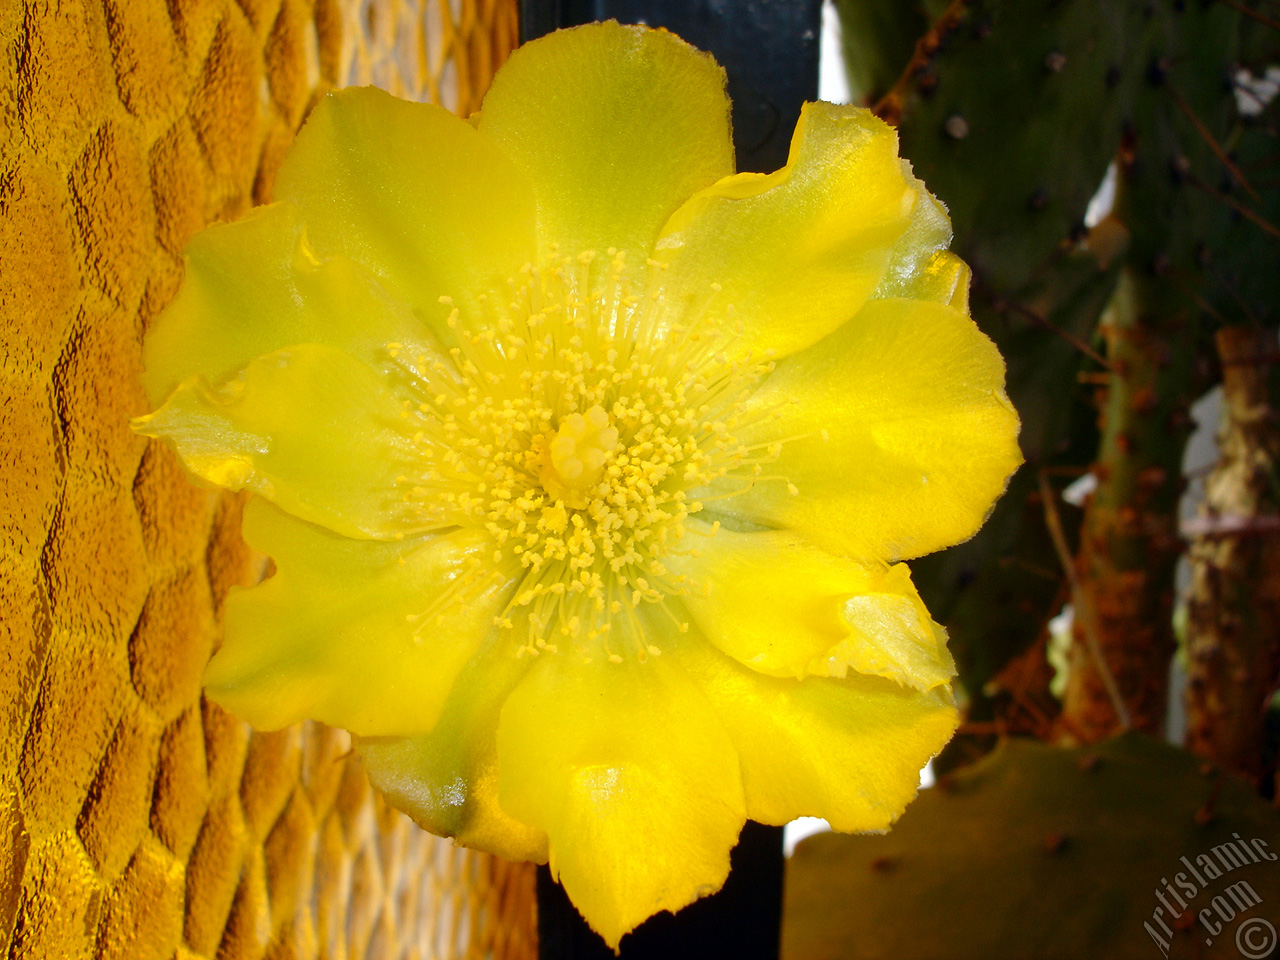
[1047,604,1074,700]
[818,0,852,105]
[784,817,831,856]
[1062,471,1098,507]
[784,760,936,856]
[1236,65,1280,117]
[1083,161,1118,229]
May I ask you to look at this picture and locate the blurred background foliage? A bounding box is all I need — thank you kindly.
[785,1,1280,956]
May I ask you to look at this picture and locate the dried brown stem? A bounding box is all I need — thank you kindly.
[1038,470,1132,729]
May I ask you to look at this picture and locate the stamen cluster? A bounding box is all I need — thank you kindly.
[384,251,781,659]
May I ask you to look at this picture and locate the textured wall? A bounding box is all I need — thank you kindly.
[0,1,533,957]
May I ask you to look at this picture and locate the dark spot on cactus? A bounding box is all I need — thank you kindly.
[1069,221,1089,243]
[1170,156,1189,187]
[972,16,994,39]
[1147,58,1169,87]
[870,855,898,874]
[945,114,970,139]
[1044,51,1067,74]
[1106,65,1122,87]
[1195,242,1209,268]
[1077,752,1101,772]
[1043,831,1070,854]
[1173,0,1185,11]
[916,69,939,96]
[1151,253,1172,277]
[1198,762,1216,777]
[1137,463,1166,486]
[1028,188,1050,212]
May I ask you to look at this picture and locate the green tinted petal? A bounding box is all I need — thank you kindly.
[652,102,916,359]
[136,343,418,540]
[274,86,537,322]
[478,21,734,262]
[143,202,433,404]
[869,164,968,306]
[206,498,515,736]
[357,637,546,864]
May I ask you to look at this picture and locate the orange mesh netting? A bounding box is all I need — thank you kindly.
[0,1,533,957]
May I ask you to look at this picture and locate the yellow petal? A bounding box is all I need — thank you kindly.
[206,498,514,736]
[713,297,1022,561]
[357,642,547,864]
[477,21,734,262]
[652,101,917,359]
[142,201,433,405]
[668,524,954,690]
[674,639,958,832]
[135,343,417,540]
[885,249,972,310]
[496,652,746,949]
[869,164,970,309]
[273,86,537,321]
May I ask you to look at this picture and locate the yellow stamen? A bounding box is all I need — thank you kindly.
[540,404,619,509]
[380,252,787,659]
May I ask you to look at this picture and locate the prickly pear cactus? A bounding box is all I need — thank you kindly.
[784,735,1280,960]
[880,0,1147,293]
[856,0,1149,707]
[1059,0,1239,739]
[837,0,1276,750]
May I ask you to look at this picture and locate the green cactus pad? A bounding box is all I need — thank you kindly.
[784,734,1280,960]
[891,0,1148,294]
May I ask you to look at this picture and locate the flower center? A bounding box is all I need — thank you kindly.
[540,405,619,509]
[384,250,785,660]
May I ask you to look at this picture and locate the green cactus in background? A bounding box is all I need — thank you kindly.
[834,0,1280,764]
[838,0,1148,729]
[1059,0,1238,740]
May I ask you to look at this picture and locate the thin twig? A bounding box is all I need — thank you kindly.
[1012,684,1056,734]
[1206,263,1266,329]
[873,0,970,122]
[1167,270,1234,331]
[1166,82,1260,201]
[984,288,1114,370]
[1037,469,1133,730]
[1187,171,1280,241]
[1218,0,1280,32]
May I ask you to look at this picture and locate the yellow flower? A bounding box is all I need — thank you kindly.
[135,22,1020,948]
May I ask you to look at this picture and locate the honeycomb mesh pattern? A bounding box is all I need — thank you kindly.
[0,0,534,957]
